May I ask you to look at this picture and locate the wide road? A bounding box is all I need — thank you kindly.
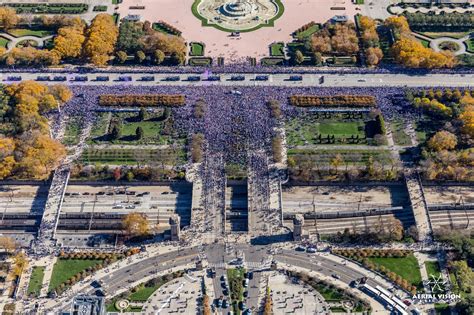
[1,72,473,87]
[87,247,199,295]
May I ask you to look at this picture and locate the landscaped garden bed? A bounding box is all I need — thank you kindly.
[333,248,421,293]
[188,57,212,66]
[189,42,205,56]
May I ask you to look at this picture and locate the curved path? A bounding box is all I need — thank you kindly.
[413,32,472,56]
[0,33,54,51]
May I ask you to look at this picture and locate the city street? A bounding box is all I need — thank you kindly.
[1,72,473,87]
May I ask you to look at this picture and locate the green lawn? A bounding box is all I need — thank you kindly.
[128,282,164,301]
[0,36,9,48]
[295,24,320,39]
[286,118,366,146]
[368,255,422,288]
[7,28,54,38]
[189,42,204,56]
[49,259,103,292]
[312,283,344,301]
[355,0,364,4]
[418,38,430,48]
[270,42,285,57]
[88,112,185,145]
[390,120,412,146]
[80,147,186,166]
[62,118,83,146]
[27,266,45,297]
[421,32,469,39]
[425,261,441,278]
[465,38,474,53]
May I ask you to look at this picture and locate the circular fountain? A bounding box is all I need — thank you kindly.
[194,0,283,32]
[220,0,258,18]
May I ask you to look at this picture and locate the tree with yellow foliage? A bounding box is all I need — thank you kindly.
[122,212,151,237]
[391,37,456,69]
[384,16,410,36]
[460,105,474,138]
[0,137,16,179]
[427,130,458,152]
[12,252,28,277]
[4,47,61,67]
[0,7,19,31]
[83,14,118,66]
[16,133,66,179]
[53,20,86,59]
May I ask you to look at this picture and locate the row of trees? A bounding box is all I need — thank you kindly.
[288,154,401,182]
[115,20,186,65]
[289,95,376,107]
[0,81,71,179]
[99,94,186,107]
[1,14,118,66]
[71,164,185,182]
[358,16,384,66]
[403,12,474,31]
[191,133,204,163]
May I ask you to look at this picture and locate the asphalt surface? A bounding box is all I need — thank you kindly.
[2,72,473,87]
[90,247,199,295]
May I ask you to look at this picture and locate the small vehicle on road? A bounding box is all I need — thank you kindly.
[187,76,201,81]
[36,76,50,81]
[255,75,268,81]
[307,247,317,253]
[7,76,21,81]
[295,246,306,252]
[230,75,245,81]
[331,274,341,279]
[53,76,67,81]
[140,76,154,81]
[207,75,221,81]
[96,76,109,81]
[164,76,180,81]
[118,76,132,82]
[289,75,303,81]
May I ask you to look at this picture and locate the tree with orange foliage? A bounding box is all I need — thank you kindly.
[427,131,458,152]
[460,105,474,138]
[0,7,19,31]
[366,47,383,66]
[0,137,16,179]
[83,14,118,66]
[122,212,150,237]
[391,37,456,69]
[16,133,66,179]
[53,18,86,59]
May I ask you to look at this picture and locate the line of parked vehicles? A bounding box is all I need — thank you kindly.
[3,74,314,83]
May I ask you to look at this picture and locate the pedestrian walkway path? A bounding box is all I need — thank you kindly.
[35,168,70,255]
[0,32,54,52]
[404,171,432,242]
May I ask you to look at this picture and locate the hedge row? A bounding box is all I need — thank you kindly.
[58,248,140,260]
[99,94,186,107]
[289,95,376,107]
[332,248,411,258]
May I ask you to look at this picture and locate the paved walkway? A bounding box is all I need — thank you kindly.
[142,273,202,314]
[413,32,472,56]
[0,32,54,52]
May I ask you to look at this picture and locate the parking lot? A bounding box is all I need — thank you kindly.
[268,272,328,314]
